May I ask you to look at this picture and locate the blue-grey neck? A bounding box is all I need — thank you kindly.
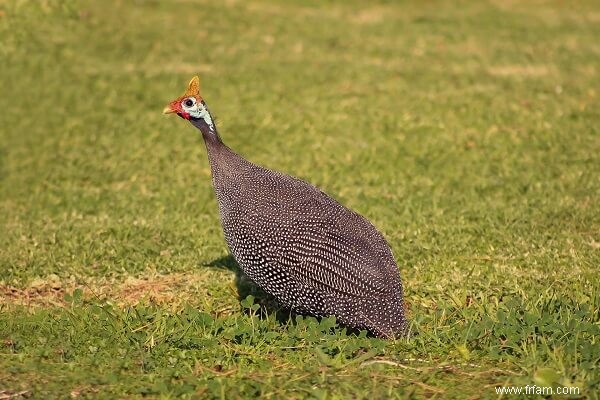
[189,103,242,181]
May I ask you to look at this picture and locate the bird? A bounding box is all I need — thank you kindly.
[163,76,408,338]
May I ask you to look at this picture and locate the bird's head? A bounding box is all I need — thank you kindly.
[163,76,209,122]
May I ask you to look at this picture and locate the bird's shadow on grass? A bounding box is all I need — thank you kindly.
[203,254,382,338]
[204,254,293,324]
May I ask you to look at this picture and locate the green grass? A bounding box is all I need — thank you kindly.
[1,0,599,398]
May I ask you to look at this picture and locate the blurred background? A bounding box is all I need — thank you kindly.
[0,0,598,397]
[1,0,597,280]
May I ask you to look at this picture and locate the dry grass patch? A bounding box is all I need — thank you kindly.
[0,271,233,309]
[488,64,556,77]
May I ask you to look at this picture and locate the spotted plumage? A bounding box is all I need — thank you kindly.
[164,77,408,338]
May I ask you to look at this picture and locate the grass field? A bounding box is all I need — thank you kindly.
[1,0,599,398]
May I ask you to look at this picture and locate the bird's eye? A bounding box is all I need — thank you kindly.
[183,98,195,108]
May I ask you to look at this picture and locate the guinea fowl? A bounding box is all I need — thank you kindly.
[163,76,408,338]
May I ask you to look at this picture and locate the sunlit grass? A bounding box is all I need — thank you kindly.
[0,0,598,398]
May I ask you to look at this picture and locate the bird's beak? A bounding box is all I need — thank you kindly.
[163,105,176,114]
